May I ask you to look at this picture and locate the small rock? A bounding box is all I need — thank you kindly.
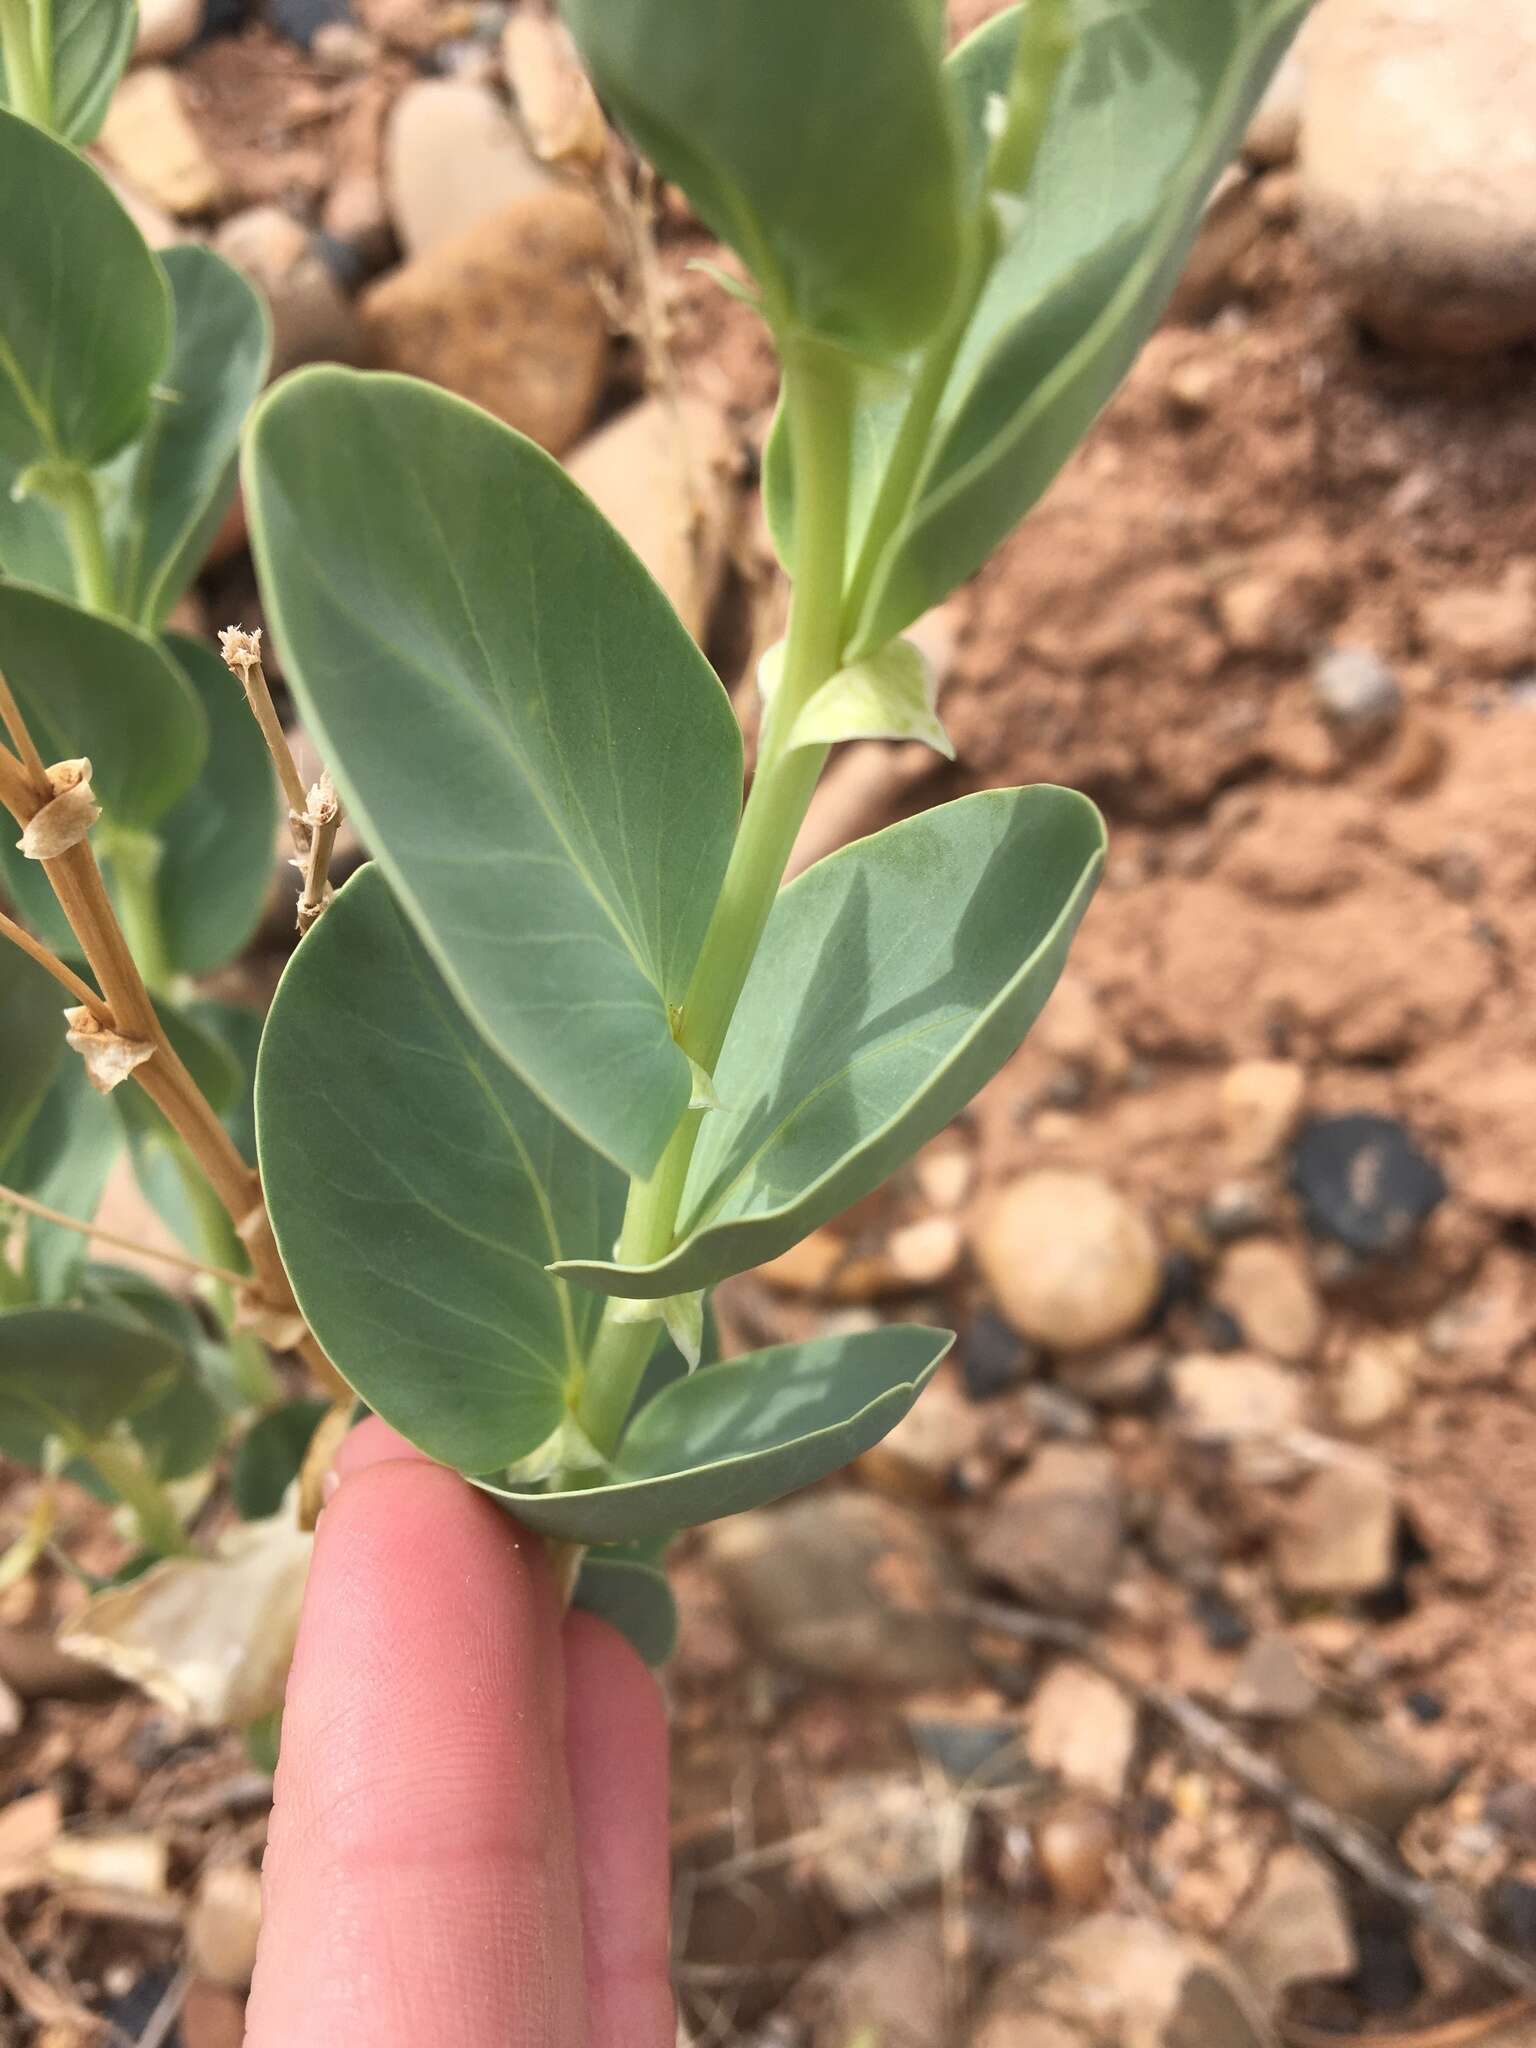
[135,0,205,61]
[1028,1661,1138,1802]
[969,1445,1123,1615]
[791,1909,949,2048]
[361,191,610,454]
[975,1170,1160,1353]
[321,172,395,275]
[912,1136,976,1213]
[1036,1801,1117,1910]
[97,66,224,218]
[858,1373,984,1506]
[972,1913,1271,2048]
[502,11,607,168]
[814,1775,946,1917]
[1212,1239,1323,1364]
[1228,1632,1318,1721]
[269,0,352,47]
[1292,1114,1447,1257]
[1150,1493,1224,1586]
[1170,1353,1306,1479]
[1244,39,1306,167]
[47,1830,169,1897]
[1055,1339,1165,1409]
[1191,1586,1252,1653]
[311,20,380,72]
[1421,562,1536,677]
[215,205,369,377]
[1331,1334,1416,1433]
[1485,1781,1536,1847]
[960,1312,1037,1402]
[1215,552,1337,658]
[1220,1059,1307,1168]
[566,394,742,644]
[0,1674,21,1739]
[1228,1845,1356,2009]
[1023,1383,1096,1441]
[187,1860,262,1989]
[1277,1706,1441,1838]
[1275,1455,1398,1599]
[706,1492,972,1690]
[1204,1179,1274,1241]
[1313,645,1403,737]
[1300,0,1536,353]
[385,78,553,259]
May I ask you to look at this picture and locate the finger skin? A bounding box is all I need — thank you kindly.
[246,1425,587,2048]
[563,1613,674,2048]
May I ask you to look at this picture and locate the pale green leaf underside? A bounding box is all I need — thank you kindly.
[0,940,64,1172]
[0,0,136,142]
[786,638,954,758]
[851,0,1312,651]
[477,1326,951,1544]
[257,865,626,1473]
[561,0,962,355]
[555,786,1104,1299]
[0,109,169,469]
[246,367,743,1180]
[5,1055,119,1302]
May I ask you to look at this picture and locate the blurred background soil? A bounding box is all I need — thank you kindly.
[3,1,1536,2042]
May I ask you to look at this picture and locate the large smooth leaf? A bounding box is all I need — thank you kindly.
[844,0,1310,652]
[478,1325,951,1544]
[556,787,1105,1299]
[111,249,272,629]
[0,0,136,142]
[0,450,72,595]
[4,1056,119,1301]
[232,1399,330,1521]
[0,109,169,468]
[0,1306,181,1467]
[246,368,743,1180]
[78,1267,227,1482]
[0,584,206,827]
[256,865,626,1472]
[0,940,63,1173]
[116,999,250,1261]
[154,634,280,977]
[562,0,961,356]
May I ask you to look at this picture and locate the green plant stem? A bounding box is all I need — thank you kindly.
[102,827,172,997]
[0,0,48,127]
[56,468,116,616]
[80,1438,192,1558]
[29,0,51,109]
[839,207,998,654]
[573,335,855,1457]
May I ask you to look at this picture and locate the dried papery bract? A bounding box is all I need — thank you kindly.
[14,758,100,859]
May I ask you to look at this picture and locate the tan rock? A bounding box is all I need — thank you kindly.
[135,0,204,61]
[814,1775,946,1918]
[1219,1058,1306,1166]
[385,78,553,258]
[857,1372,983,1506]
[969,1444,1123,1615]
[98,67,223,218]
[1274,1455,1397,1597]
[1228,1632,1317,1721]
[1301,0,1536,353]
[215,206,369,378]
[972,1914,1272,2048]
[1028,1662,1138,1801]
[706,1492,972,1689]
[1035,1801,1116,1910]
[1212,1239,1323,1363]
[361,190,610,454]
[502,12,608,168]
[188,1860,263,1990]
[976,1170,1160,1353]
[1277,1706,1440,1837]
[1171,1352,1306,1481]
[565,394,742,644]
[1332,1333,1416,1432]
[1244,38,1307,168]
[792,1909,950,2048]
[1420,562,1536,676]
[1228,1845,1355,2008]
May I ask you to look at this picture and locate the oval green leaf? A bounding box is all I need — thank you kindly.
[246,367,743,1180]
[477,1324,952,1544]
[0,0,136,142]
[112,247,272,629]
[232,1399,330,1521]
[0,109,170,468]
[562,0,962,356]
[0,1306,182,1467]
[572,1554,678,1666]
[556,786,1104,1299]
[847,0,1311,652]
[78,1267,227,1482]
[4,1056,120,1301]
[154,634,280,977]
[0,938,64,1172]
[256,864,626,1472]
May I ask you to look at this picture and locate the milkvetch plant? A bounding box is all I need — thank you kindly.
[0,0,1307,1671]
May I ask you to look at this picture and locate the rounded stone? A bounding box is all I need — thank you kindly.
[976,1171,1160,1353]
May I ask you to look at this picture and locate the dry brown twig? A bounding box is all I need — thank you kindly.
[959,1599,1536,2002]
[0,670,344,1400]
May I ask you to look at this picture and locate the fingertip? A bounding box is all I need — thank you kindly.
[330,1413,429,1482]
